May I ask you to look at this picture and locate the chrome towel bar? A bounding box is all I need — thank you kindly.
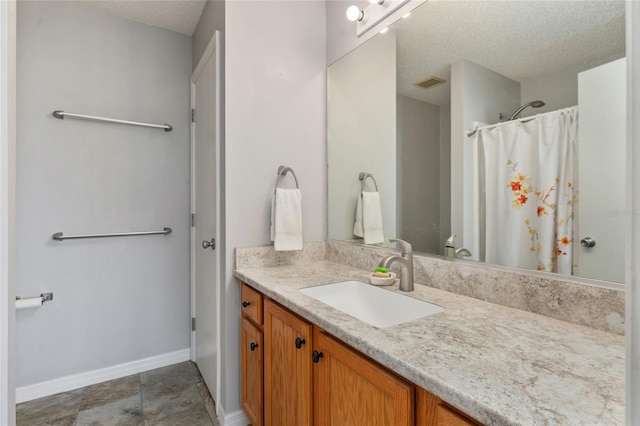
[52,227,172,241]
[53,110,173,132]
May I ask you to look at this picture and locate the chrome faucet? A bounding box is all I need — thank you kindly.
[378,238,414,292]
[455,247,472,258]
[444,234,472,259]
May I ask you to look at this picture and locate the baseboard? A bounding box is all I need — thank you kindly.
[218,405,250,426]
[16,348,190,403]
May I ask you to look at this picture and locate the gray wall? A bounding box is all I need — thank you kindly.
[439,104,451,249]
[328,32,396,242]
[325,0,369,66]
[396,95,441,254]
[16,1,191,386]
[450,59,520,252]
[192,0,225,70]
[223,0,326,414]
[520,53,625,116]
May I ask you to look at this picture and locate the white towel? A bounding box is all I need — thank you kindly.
[271,187,303,251]
[353,191,384,244]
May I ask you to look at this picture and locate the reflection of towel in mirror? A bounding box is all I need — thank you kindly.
[353,191,384,244]
[271,187,303,251]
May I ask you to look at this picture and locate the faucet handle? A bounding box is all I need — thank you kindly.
[388,238,412,254]
[445,233,457,248]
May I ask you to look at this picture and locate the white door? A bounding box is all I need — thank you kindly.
[191,31,220,410]
[576,58,626,283]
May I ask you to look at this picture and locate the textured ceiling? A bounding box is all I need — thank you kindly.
[394,0,626,105]
[80,0,207,36]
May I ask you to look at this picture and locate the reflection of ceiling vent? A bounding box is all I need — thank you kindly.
[415,76,446,89]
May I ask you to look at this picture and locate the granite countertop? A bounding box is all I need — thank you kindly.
[234,260,624,426]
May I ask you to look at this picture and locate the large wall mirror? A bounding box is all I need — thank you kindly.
[328,0,626,284]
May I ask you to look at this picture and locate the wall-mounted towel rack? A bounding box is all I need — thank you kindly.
[358,172,379,191]
[275,165,299,191]
[52,227,172,241]
[53,110,173,132]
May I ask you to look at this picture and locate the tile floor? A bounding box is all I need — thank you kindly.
[16,362,220,426]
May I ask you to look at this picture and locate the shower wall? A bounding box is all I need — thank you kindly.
[16,1,191,395]
[450,59,521,253]
[396,95,442,254]
[520,53,626,115]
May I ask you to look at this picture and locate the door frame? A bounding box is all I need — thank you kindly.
[627,2,640,424]
[0,0,16,424]
[190,30,222,414]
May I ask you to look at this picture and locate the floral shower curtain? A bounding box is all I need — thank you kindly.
[475,106,578,274]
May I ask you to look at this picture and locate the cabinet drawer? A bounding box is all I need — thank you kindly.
[241,283,263,325]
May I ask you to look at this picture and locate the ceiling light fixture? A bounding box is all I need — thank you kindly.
[369,0,385,4]
[402,12,411,18]
[380,27,389,34]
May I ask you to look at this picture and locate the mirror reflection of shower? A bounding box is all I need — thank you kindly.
[499,100,546,121]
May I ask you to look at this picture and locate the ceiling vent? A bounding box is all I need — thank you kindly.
[415,76,446,90]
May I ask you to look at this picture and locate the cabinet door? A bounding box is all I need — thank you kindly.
[417,387,482,426]
[264,299,313,426]
[314,330,415,426]
[241,318,264,426]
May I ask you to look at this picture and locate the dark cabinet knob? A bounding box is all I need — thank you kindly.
[242,301,251,308]
[250,342,258,352]
[295,337,306,349]
[312,350,323,363]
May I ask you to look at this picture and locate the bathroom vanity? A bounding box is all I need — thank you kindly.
[234,255,624,426]
[240,282,480,426]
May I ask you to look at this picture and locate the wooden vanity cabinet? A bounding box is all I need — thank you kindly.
[240,283,264,426]
[240,282,482,426]
[417,387,482,426]
[264,298,314,426]
[313,328,415,426]
[241,318,263,426]
[241,283,263,324]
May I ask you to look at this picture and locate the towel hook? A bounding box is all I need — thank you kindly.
[358,172,379,191]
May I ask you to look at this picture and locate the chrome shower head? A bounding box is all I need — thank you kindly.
[508,100,546,121]
[528,100,545,108]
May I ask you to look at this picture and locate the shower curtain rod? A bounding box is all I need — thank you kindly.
[466,106,576,137]
[53,110,173,132]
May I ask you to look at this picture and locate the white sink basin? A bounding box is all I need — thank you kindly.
[299,281,444,328]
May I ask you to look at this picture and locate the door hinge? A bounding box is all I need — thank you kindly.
[192,317,196,331]
[191,108,196,123]
[191,213,196,227]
